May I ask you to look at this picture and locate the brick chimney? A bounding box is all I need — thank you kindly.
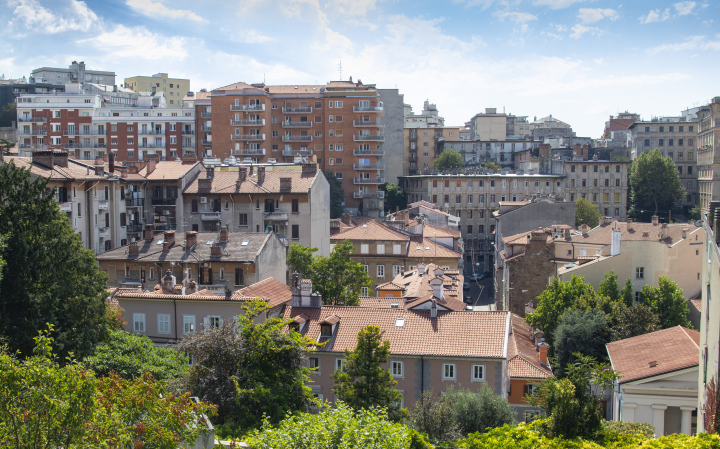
[573,144,582,159]
[651,215,659,226]
[661,223,669,239]
[206,165,215,179]
[185,281,197,295]
[219,225,228,242]
[580,224,589,236]
[238,167,247,181]
[257,166,265,183]
[538,341,549,366]
[341,213,351,225]
[120,168,127,178]
[128,241,139,256]
[32,150,55,168]
[54,150,69,168]
[94,156,104,166]
[302,162,317,174]
[581,144,590,160]
[162,269,175,290]
[162,230,175,252]
[280,177,292,191]
[211,242,222,257]
[94,166,104,176]
[198,177,212,192]
[185,230,198,249]
[144,224,155,241]
[146,159,156,175]
[539,143,551,159]
[564,228,571,239]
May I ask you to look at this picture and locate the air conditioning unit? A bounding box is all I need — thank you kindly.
[200,197,207,203]
[163,210,170,215]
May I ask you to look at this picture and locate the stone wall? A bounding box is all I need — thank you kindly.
[505,234,556,316]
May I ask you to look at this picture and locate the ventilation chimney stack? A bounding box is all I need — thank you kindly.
[144,224,154,241]
[185,231,197,249]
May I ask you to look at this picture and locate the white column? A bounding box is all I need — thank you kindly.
[681,406,695,435]
[652,404,667,437]
[622,402,637,422]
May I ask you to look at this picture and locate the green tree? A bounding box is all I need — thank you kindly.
[332,325,404,420]
[629,149,685,218]
[690,204,703,221]
[0,103,16,128]
[409,390,462,443]
[0,162,109,360]
[553,309,609,377]
[610,303,660,341]
[575,198,601,228]
[381,182,407,213]
[286,242,315,279]
[0,139,12,156]
[434,149,463,171]
[179,300,319,434]
[481,161,501,172]
[288,240,374,306]
[447,385,515,436]
[597,271,621,303]
[620,278,634,307]
[83,329,188,381]
[324,170,345,219]
[640,276,692,328]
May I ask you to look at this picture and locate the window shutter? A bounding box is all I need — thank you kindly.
[219,317,223,327]
[203,316,210,330]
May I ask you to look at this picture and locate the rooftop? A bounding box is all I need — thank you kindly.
[184,168,318,194]
[566,220,701,246]
[508,315,552,380]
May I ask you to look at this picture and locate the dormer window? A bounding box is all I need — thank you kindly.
[321,324,332,337]
[289,323,300,333]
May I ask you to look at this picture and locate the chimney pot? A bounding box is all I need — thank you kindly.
[185,281,197,294]
[211,243,222,256]
[185,230,198,249]
[146,159,157,175]
[144,224,155,241]
[219,225,228,242]
[257,166,265,183]
[651,215,659,226]
[280,177,292,191]
[538,342,549,366]
[128,241,139,256]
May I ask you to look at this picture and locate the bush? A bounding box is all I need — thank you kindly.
[408,390,461,443]
[447,385,515,436]
[602,420,654,439]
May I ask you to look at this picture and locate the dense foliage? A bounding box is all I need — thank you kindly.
[610,303,660,342]
[434,149,463,170]
[639,276,692,328]
[447,385,516,436]
[482,161,501,172]
[287,240,374,306]
[0,162,109,360]
[0,103,15,128]
[408,390,462,443]
[179,301,319,436]
[629,149,685,219]
[324,170,345,219]
[381,182,407,213]
[331,325,405,420]
[553,309,609,377]
[575,198,601,229]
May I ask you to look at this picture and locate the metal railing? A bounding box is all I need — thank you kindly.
[231,148,265,156]
[18,143,48,150]
[353,120,383,127]
[353,191,385,198]
[282,149,312,156]
[282,121,313,128]
[201,112,212,118]
[201,126,212,132]
[354,148,384,156]
[138,129,163,135]
[63,143,107,149]
[230,104,265,111]
[181,130,195,135]
[282,135,312,142]
[18,130,47,136]
[125,198,144,207]
[353,163,384,170]
[18,117,47,123]
[282,107,312,113]
[231,134,265,141]
[151,197,178,206]
[354,134,384,141]
[353,105,384,112]
[354,177,384,184]
[230,119,265,126]
[126,224,143,233]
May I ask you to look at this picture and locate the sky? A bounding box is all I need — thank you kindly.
[1,0,719,137]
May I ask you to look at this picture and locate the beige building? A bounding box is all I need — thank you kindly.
[405,127,461,176]
[468,108,512,140]
[124,73,191,107]
[698,98,720,216]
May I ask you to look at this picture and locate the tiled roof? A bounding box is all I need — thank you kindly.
[213,81,256,91]
[606,326,700,384]
[331,219,409,242]
[408,200,436,209]
[569,221,700,246]
[285,305,509,357]
[5,156,107,181]
[423,223,461,238]
[377,281,405,291]
[407,236,461,259]
[232,277,292,308]
[183,169,318,194]
[114,288,225,301]
[508,315,552,380]
[358,297,404,308]
[404,292,467,312]
[138,161,201,180]
[391,263,464,302]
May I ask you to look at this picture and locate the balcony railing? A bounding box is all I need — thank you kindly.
[231,134,265,141]
[230,104,265,111]
[353,163,384,170]
[126,224,143,233]
[231,148,266,156]
[201,112,212,118]
[282,135,312,142]
[353,120,383,127]
[138,129,163,135]
[354,177,384,184]
[201,212,222,221]
[282,107,312,113]
[409,134,418,141]
[151,197,177,206]
[202,139,211,145]
[98,200,109,210]
[183,151,197,158]
[63,143,107,149]
[353,191,385,198]
[18,117,47,123]
[63,130,79,136]
[201,126,212,132]
[98,227,110,238]
[181,130,195,135]
[125,198,144,207]
[58,202,72,212]
[138,143,162,148]
[282,149,312,157]
[282,121,312,128]
[354,134,384,141]
[231,119,265,126]
[353,148,384,156]
[18,130,47,136]
[19,143,48,150]
[353,105,384,113]
[182,142,195,149]
[264,211,289,221]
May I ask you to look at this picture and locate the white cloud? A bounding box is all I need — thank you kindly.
[76,25,189,60]
[327,0,377,16]
[674,1,697,15]
[454,0,495,9]
[492,11,538,24]
[7,0,98,34]
[639,8,671,24]
[125,0,207,22]
[532,0,588,10]
[570,24,601,38]
[578,8,618,24]
[646,35,720,55]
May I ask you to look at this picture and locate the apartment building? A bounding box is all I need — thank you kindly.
[124,73,191,106]
[181,162,330,256]
[16,83,197,162]
[447,138,540,169]
[698,98,720,216]
[601,112,639,152]
[202,79,387,218]
[629,110,699,208]
[404,100,445,128]
[467,108,513,140]
[31,61,115,86]
[377,262,466,307]
[405,127,461,175]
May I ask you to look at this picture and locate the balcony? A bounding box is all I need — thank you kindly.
[18,117,47,123]
[182,142,195,149]
[264,211,289,221]
[201,112,212,118]
[282,121,312,128]
[79,129,105,136]
[231,148,265,156]
[230,104,265,112]
[19,143,48,150]
[183,151,197,158]
[181,130,195,135]
[151,197,177,206]
[202,139,212,145]
[282,106,312,113]
[201,125,212,132]
[138,129,163,135]
[354,134,384,142]
[18,130,47,136]
[231,119,265,126]
[58,202,72,212]
[354,177,384,184]
[201,212,222,221]
[231,134,265,141]
[353,191,385,199]
[98,227,110,238]
[63,143,107,149]
[125,198,144,207]
[353,163,384,170]
[63,130,79,136]
[98,200,109,210]
[353,105,384,113]
[126,224,143,233]
[409,133,418,141]
[282,149,312,157]
[353,120,384,127]
[138,142,162,148]
[354,148,384,156]
[282,135,312,142]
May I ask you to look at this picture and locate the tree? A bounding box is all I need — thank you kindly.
[610,303,660,342]
[0,103,16,128]
[179,300,319,434]
[597,271,621,303]
[629,149,684,218]
[0,139,12,156]
[447,385,515,436]
[575,198,600,228]
[381,182,407,213]
[83,329,189,381]
[0,162,109,360]
[324,170,345,219]
[409,390,462,443]
[553,309,609,377]
[434,149,463,171]
[481,161,501,172]
[332,325,404,420]
[288,240,374,306]
[620,278,634,307]
[640,276,691,329]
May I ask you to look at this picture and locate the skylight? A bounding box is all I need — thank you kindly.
[206,240,214,245]
[155,239,164,245]
[241,240,249,246]
[395,318,405,328]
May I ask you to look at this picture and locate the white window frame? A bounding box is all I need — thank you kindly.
[183,315,196,334]
[360,243,369,254]
[133,313,146,333]
[636,267,644,279]
[335,358,347,371]
[393,265,403,276]
[376,244,385,255]
[376,264,385,278]
[204,315,222,329]
[391,361,404,378]
[158,314,171,334]
[471,364,485,382]
[442,363,456,381]
[360,287,369,297]
[308,357,320,374]
[393,244,402,255]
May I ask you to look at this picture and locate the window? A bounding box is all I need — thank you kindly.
[616,179,621,187]
[133,313,146,333]
[183,315,195,334]
[524,383,538,396]
[456,195,461,204]
[615,193,620,202]
[235,268,244,286]
[393,265,403,276]
[393,244,402,254]
[443,363,456,380]
[361,243,369,254]
[292,224,299,239]
[205,316,222,329]
[362,265,369,274]
[158,314,171,334]
[308,357,320,372]
[239,213,248,226]
[636,267,644,279]
[471,364,485,381]
[360,287,369,296]
[292,199,299,213]
[467,225,473,235]
[392,361,404,378]
[376,244,385,254]
[336,358,347,371]
[335,101,343,108]
[377,265,385,278]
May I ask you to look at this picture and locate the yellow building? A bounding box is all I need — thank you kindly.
[124,73,190,106]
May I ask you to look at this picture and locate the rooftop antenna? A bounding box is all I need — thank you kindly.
[338,60,343,81]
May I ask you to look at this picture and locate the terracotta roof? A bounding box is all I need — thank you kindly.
[377,281,405,291]
[606,326,700,384]
[358,297,404,308]
[213,81,256,91]
[690,298,702,313]
[499,200,531,207]
[423,223,461,238]
[331,219,409,242]
[407,236,461,259]
[606,118,637,132]
[408,200,437,209]
[138,161,201,180]
[114,288,225,301]
[507,315,552,380]
[184,169,318,194]
[5,156,107,181]
[570,221,700,246]
[231,277,292,308]
[285,306,509,357]
[391,263,464,302]
[404,293,467,312]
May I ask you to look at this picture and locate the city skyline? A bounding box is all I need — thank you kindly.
[1,0,719,137]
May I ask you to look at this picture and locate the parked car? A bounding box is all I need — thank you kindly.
[468,273,484,281]
[463,282,470,290]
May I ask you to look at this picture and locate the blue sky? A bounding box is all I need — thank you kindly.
[1,0,718,137]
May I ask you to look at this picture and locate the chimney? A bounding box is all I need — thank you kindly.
[302,162,317,174]
[573,144,581,159]
[185,281,197,295]
[626,218,633,232]
[238,167,247,181]
[538,342,549,366]
[433,267,444,277]
[431,277,444,300]
[219,225,228,242]
[280,177,292,191]
[611,228,621,256]
[94,156,104,166]
[94,166,104,176]
[120,168,127,178]
[198,177,212,191]
[109,152,115,173]
[661,223,669,240]
[185,230,198,249]
[53,150,69,168]
[257,166,265,183]
[146,159,156,175]
[341,213,351,225]
[211,243,222,256]
[580,224,589,236]
[128,241,139,256]
[682,227,688,239]
[539,143,551,159]
[162,269,175,291]
[564,228,571,239]
[418,263,426,275]
[581,144,590,160]
[206,165,215,179]
[31,149,54,168]
[144,224,155,241]
[431,299,438,319]
[651,215,659,226]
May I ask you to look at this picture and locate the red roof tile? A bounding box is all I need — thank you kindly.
[231,277,292,308]
[508,315,552,380]
[331,219,409,242]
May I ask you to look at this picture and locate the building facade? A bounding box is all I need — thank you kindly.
[405,127,461,176]
[124,73,191,106]
[698,98,720,216]
[31,61,115,86]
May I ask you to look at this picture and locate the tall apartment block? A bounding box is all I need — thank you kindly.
[403,100,461,176]
[698,97,720,216]
[31,61,115,86]
[195,80,388,218]
[629,109,699,208]
[124,73,191,107]
[16,83,196,162]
